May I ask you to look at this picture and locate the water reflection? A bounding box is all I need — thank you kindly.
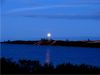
[1,44,100,67]
[45,49,50,64]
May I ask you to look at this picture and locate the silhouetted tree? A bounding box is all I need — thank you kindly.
[1,57,100,74]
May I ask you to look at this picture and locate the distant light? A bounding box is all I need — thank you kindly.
[47,33,51,38]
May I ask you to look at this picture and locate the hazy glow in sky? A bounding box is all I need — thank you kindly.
[47,33,51,38]
[1,0,100,41]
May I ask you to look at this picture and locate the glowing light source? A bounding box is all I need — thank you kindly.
[47,33,51,38]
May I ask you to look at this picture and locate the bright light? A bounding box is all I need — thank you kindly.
[47,33,51,38]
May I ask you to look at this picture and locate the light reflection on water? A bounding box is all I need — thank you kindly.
[1,44,100,67]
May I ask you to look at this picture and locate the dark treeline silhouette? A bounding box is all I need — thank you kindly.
[1,40,38,44]
[1,39,100,48]
[0,57,100,74]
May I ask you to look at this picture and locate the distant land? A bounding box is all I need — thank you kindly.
[1,36,100,42]
[1,39,100,48]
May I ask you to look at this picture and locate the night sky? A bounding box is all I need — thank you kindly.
[1,0,100,41]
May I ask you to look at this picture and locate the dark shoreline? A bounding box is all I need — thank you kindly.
[1,57,100,74]
[1,39,100,48]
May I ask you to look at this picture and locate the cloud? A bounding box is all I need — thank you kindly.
[5,4,100,20]
[22,14,100,20]
[9,13,100,20]
[7,4,93,14]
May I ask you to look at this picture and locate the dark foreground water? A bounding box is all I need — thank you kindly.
[0,44,100,67]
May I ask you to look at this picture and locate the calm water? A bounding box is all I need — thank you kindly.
[0,44,100,67]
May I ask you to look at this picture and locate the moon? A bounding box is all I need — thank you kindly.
[47,33,51,38]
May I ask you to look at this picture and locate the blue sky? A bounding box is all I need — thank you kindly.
[1,0,100,41]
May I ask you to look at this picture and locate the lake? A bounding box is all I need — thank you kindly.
[0,44,100,67]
